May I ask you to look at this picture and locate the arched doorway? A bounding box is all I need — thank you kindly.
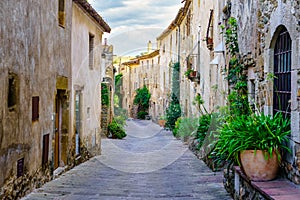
[273,26,292,117]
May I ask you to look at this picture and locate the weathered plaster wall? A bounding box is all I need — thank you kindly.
[0,0,72,198]
[71,4,103,156]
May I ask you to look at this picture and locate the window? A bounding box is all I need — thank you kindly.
[17,158,24,178]
[8,73,17,110]
[58,0,65,27]
[249,80,255,111]
[273,27,292,117]
[32,96,39,121]
[89,33,95,69]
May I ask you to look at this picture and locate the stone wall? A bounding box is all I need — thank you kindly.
[223,166,268,200]
[230,0,300,184]
[0,166,52,199]
[0,0,73,198]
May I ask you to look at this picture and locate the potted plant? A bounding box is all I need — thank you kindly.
[184,69,193,78]
[206,37,213,50]
[215,112,291,181]
[158,115,166,127]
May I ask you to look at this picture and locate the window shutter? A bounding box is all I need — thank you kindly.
[32,96,39,121]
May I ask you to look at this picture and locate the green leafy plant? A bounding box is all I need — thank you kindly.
[215,112,291,164]
[108,119,127,139]
[184,69,193,77]
[175,117,198,141]
[173,117,182,137]
[114,74,123,108]
[137,111,148,120]
[159,115,166,120]
[113,115,127,127]
[101,83,109,106]
[133,85,151,113]
[222,17,250,117]
[165,93,181,131]
[193,93,208,115]
[195,113,212,147]
[165,62,181,131]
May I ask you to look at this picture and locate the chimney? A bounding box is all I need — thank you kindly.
[147,40,152,53]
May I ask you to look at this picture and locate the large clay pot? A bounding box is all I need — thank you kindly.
[158,120,166,127]
[240,150,280,181]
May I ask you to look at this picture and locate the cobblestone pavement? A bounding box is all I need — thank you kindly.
[23,120,232,200]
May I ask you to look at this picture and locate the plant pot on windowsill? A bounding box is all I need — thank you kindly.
[206,37,213,50]
[188,71,200,82]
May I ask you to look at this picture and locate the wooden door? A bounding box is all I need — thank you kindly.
[54,95,61,169]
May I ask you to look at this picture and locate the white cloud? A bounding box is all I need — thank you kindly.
[90,0,182,55]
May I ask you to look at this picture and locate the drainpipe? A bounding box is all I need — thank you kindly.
[178,26,180,65]
[197,26,201,76]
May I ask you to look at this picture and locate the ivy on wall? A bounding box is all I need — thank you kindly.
[222,17,250,116]
[166,62,182,130]
[101,83,109,106]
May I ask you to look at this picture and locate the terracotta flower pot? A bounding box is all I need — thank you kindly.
[240,150,280,181]
[158,119,166,127]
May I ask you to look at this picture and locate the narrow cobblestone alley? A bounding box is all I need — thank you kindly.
[23,120,231,200]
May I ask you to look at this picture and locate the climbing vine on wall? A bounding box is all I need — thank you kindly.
[222,17,250,116]
[101,83,109,106]
[166,62,182,130]
[115,74,123,108]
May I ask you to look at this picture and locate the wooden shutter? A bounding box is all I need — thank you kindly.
[32,96,39,121]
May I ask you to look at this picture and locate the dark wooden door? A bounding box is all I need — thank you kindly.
[54,94,61,169]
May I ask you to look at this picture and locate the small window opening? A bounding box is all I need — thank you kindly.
[58,0,65,27]
[8,73,17,110]
[32,96,39,121]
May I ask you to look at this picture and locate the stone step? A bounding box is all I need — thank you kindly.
[234,166,300,199]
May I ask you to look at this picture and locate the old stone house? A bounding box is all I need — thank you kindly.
[156,12,182,118]
[0,0,110,198]
[156,0,228,118]
[120,43,163,119]
[137,49,161,120]
[101,40,114,136]
[120,58,140,118]
[228,0,300,184]
[71,0,110,157]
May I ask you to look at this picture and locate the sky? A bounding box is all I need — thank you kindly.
[89,0,182,56]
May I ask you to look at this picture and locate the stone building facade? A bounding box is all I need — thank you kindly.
[138,50,161,120]
[101,41,114,136]
[0,0,110,198]
[156,0,228,118]
[229,0,300,183]
[71,0,110,157]
[120,59,140,118]
[0,1,72,198]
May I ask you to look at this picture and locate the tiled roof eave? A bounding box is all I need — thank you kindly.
[73,0,111,33]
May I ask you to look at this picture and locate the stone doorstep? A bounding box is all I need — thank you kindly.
[234,166,300,200]
[53,166,67,178]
